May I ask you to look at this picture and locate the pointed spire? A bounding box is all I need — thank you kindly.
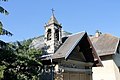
[47,15,59,25]
[47,8,59,25]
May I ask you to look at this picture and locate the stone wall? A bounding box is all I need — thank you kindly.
[54,72,92,80]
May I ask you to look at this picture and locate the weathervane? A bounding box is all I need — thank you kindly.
[51,8,55,16]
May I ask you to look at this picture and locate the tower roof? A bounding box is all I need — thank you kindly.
[47,15,59,25]
[45,9,62,27]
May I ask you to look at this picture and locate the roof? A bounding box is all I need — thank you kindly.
[46,15,60,26]
[41,32,102,66]
[90,34,119,56]
[52,32,85,59]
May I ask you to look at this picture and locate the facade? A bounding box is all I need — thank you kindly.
[40,13,102,80]
[90,31,120,80]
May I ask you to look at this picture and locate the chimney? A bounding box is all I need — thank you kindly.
[95,30,102,37]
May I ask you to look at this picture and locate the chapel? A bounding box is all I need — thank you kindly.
[39,11,102,80]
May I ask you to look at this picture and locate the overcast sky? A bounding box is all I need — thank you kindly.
[0,0,120,42]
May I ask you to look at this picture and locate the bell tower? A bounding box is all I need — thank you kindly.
[44,9,62,54]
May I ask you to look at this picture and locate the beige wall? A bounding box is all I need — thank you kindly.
[113,60,120,80]
[92,60,120,80]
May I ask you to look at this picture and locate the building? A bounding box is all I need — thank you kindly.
[90,31,120,80]
[40,12,102,80]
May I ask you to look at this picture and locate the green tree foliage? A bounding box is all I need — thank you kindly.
[0,39,43,80]
[0,0,13,36]
[0,0,9,15]
[0,21,12,36]
[0,0,43,79]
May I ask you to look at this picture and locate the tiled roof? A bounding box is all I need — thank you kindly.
[90,34,119,56]
[41,32,102,66]
[51,32,86,59]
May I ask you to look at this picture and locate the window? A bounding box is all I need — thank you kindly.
[55,29,59,40]
[47,29,51,40]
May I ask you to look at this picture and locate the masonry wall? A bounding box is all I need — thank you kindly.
[54,61,93,80]
[55,72,92,80]
[92,60,120,80]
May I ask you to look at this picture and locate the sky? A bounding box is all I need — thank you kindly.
[0,0,120,42]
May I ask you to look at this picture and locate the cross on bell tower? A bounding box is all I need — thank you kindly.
[44,9,62,54]
[51,8,55,16]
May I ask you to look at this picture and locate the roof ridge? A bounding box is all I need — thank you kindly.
[68,31,86,37]
[102,33,119,39]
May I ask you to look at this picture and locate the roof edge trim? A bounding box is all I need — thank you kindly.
[87,35,103,67]
[114,38,120,54]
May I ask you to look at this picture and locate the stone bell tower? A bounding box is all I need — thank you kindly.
[44,9,62,54]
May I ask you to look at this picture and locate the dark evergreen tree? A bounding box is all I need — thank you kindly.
[0,1,42,79]
[0,0,12,36]
[0,40,43,80]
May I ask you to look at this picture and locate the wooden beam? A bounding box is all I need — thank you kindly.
[62,60,93,66]
[87,36,103,67]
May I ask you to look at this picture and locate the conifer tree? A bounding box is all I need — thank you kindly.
[0,0,12,36]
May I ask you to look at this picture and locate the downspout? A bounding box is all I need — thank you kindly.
[50,56,54,80]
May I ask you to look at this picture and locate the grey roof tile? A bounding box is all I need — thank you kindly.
[90,34,119,56]
[41,32,102,66]
[51,32,86,59]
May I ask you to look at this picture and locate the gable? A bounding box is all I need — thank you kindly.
[51,32,102,66]
[68,33,94,62]
[41,32,102,67]
[51,32,85,59]
[68,46,86,61]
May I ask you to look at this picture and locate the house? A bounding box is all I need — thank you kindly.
[39,13,102,80]
[90,31,120,80]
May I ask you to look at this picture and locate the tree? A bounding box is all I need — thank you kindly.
[0,40,43,80]
[0,1,42,79]
[0,0,12,36]
[0,0,14,79]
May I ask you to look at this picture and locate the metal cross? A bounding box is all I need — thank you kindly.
[51,8,55,15]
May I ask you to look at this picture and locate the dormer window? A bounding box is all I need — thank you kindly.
[47,29,51,41]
